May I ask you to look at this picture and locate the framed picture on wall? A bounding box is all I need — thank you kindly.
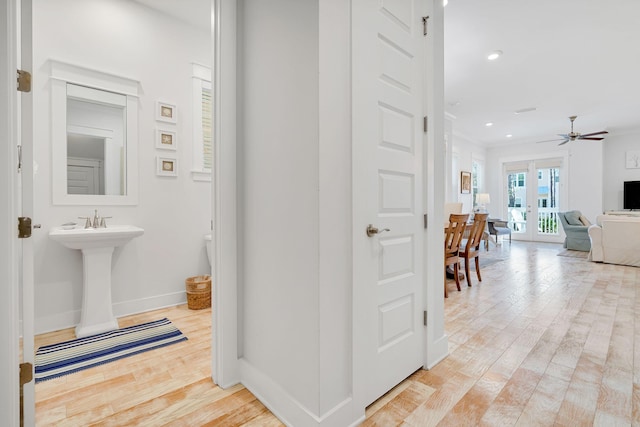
[626,150,640,169]
[156,101,177,123]
[156,156,178,177]
[460,171,471,194]
[155,128,177,151]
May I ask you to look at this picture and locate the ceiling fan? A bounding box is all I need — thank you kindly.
[537,115,608,145]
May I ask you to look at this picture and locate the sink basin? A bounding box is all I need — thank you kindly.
[49,225,144,338]
[49,225,144,250]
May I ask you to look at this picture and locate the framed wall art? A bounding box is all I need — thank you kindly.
[156,128,177,151]
[460,171,471,194]
[156,101,177,124]
[156,156,178,177]
[626,150,640,169]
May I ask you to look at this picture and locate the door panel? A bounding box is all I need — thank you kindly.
[353,0,425,407]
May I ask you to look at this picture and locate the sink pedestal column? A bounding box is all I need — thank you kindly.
[76,247,119,338]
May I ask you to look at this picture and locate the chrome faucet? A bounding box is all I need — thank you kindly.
[92,209,100,228]
[78,210,111,229]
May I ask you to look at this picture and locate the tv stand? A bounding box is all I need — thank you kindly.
[606,210,640,217]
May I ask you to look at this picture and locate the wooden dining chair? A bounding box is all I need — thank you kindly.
[459,213,489,288]
[444,213,469,298]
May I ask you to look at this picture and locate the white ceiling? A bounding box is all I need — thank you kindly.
[133,1,640,148]
[444,0,640,147]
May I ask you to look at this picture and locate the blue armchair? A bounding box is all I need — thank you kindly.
[558,210,591,251]
[488,218,511,246]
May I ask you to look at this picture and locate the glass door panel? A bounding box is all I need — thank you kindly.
[507,171,529,237]
[536,167,560,238]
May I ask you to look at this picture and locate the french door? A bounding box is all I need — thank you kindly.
[503,159,564,243]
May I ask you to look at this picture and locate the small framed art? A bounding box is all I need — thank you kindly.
[460,171,471,194]
[156,101,177,123]
[156,156,178,177]
[626,150,640,169]
[156,128,177,151]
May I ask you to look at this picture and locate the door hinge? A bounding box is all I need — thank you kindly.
[423,116,428,133]
[423,213,428,229]
[17,70,31,93]
[19,362,33,386]
[423,310,428,326]
[18,217,32,239]
[422,16,429,36]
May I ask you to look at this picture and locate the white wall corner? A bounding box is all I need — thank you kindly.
[240,359,362,427]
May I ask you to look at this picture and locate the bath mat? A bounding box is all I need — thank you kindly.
[34,318,187,383]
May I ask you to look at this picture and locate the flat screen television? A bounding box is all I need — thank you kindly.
[624,181,640,210]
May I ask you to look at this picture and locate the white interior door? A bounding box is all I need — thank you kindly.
[0,1,21,425]
[353,0,426,407]
[19,0,36,424]
[2,0,35,424]
[67,159,101,194]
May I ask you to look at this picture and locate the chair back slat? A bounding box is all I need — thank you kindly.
[445,213,469,255]
[466,213,488,250]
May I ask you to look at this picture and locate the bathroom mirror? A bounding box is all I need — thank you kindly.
[51,60,139,205]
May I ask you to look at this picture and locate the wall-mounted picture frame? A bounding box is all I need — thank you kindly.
[155,128,177,151]
[626,150,640,169]
[460,171,471,194]
[156,156,178,177]
[156,101,177,123]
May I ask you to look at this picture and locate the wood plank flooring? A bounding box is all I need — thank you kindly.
[35,241,640,426]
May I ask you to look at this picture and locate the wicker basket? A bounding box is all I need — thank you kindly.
[185,275,211,310]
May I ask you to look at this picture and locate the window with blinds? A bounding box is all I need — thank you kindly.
[201,86,212,170]
[191,63,212,181]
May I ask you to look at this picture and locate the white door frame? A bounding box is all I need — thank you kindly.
[423,0,448,368]
[211,0,240,387]
[1,0,22,424]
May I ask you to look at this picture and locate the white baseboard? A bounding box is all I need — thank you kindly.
[34,291,186,335]
[239,358,361,427]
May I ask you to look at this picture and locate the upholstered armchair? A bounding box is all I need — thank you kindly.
[558,210,591,251]
[487,218,511,245]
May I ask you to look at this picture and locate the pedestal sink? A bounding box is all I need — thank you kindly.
[49,225,144,338]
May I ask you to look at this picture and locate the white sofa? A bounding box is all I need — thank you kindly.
[588,214,640,267]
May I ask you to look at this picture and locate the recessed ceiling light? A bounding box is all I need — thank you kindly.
[443,0,448,6]
[506,134,513,138]
[487,50,503,61]
[485,122,494,127]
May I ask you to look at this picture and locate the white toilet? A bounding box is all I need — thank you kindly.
[204,234,212,268]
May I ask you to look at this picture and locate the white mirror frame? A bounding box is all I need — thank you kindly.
[50,60,139,205]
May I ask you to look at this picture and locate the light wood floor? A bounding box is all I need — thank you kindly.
[35,241,640,426]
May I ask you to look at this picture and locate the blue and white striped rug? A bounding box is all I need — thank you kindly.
[34,318,187,383]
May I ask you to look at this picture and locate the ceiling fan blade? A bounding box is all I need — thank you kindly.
[535,138,565,144]
[578,137,605,141]
[557,134,570,138]
[557,139,571,146]
[580,131,609,137]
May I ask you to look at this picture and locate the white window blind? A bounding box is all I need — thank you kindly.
[191,63,212,181]
[201,86,212,170]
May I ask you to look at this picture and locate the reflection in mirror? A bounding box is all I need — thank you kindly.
[66,84,126,196]
[50,60,139,205]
